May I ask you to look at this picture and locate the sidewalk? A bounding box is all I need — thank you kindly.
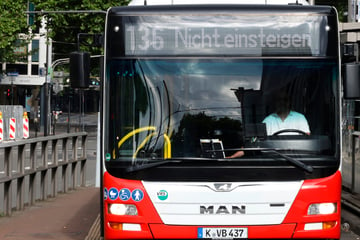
[0,187,100,240]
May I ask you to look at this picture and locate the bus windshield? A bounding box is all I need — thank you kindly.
[104,58,339,179]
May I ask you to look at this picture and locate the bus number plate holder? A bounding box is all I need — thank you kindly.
[198,227,248,239]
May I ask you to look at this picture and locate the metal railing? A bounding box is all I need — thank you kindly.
[0,132,87,216]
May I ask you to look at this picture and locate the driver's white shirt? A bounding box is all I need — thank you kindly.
[262,111,310,135]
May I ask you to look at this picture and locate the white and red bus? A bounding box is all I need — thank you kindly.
[101,1,342,239]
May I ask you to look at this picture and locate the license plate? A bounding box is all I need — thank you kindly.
[198,227,248,239]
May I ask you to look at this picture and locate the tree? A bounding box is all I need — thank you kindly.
[0,0,30,63]
[32,0,130,60]
[314,0,347,22]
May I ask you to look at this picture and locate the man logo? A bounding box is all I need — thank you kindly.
[214,183,232,192]
[200,205,246,214]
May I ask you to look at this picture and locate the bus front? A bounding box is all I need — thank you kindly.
[102,5,341,239]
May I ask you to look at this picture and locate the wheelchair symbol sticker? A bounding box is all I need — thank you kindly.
[119,188,131,201]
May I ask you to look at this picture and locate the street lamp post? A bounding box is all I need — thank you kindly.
[44,14,51,136]
[10,76,14,105]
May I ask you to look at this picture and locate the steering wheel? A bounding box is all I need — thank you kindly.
[272,129,307,136]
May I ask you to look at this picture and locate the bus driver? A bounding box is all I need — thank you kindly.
[226,91,310,158]
[263,92,310,136]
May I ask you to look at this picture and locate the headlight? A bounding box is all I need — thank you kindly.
[307,203,337,215]
[108,203,138,216]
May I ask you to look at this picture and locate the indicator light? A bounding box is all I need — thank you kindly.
[109,222,141,231]
[304,221,336,230]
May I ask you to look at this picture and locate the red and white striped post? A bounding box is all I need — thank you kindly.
[9,117,16,140]
[23,112,29,139]
[0,111,3,142]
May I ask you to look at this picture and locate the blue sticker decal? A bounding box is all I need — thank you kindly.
[119,188,131,201]
[108,188,119,200]
[104,188,108,200]
[131,189,144,202]
[198,228,203,238]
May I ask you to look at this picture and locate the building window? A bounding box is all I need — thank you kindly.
[14,40,28,62]
[32,40,39,63]
[7,64,27,75]
[32,64,39,75]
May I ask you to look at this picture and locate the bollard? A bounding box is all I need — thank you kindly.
[0,111,3,142]
[9,117,16,140]
[23,112,29,139]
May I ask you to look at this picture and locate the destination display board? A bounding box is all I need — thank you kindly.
[120,15,332,56]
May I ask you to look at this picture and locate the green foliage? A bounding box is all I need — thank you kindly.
[315,0,347,22]
[0,0,29,63]
[32,0,130,59]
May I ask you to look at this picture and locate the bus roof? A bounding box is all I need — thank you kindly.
[129,0,310,6]
[109,4,335,16]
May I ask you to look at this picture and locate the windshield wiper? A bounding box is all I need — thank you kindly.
[223,147,313,173]
[255,148,313,173]
[125,157,213,173]
[125,159,179,173]
[268,150,313,173]
[125,150,313,174]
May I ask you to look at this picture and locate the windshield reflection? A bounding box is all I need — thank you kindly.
[105,59,337,162]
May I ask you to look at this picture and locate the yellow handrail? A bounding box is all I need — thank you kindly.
[112,126,156,158]
[112,126,172,160]
[133,132,157,158]
[118,126,156,149]
[164,134,171,159]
